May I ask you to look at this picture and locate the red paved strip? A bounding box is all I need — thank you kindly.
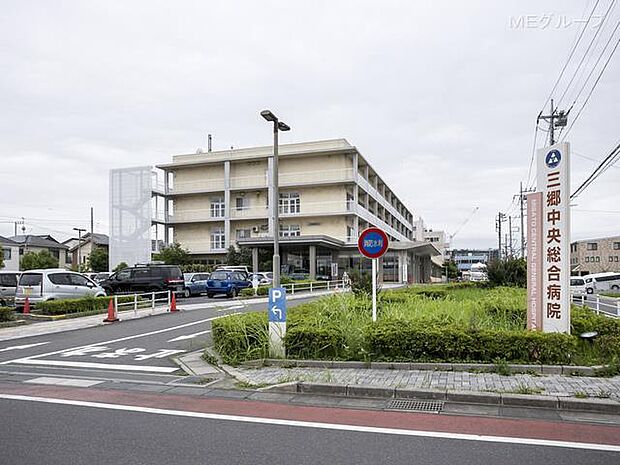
[1,383,619,446]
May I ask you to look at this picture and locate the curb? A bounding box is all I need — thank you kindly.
[243,358,609,377]
[265,381,620,414]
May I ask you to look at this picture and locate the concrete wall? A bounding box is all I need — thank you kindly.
[1,246,20,271]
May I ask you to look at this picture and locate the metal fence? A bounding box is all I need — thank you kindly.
[571,291,620,319]
[282,279,350,295]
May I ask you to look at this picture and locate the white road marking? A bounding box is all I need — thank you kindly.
[14,360,179,373]
[167,330,211,342]
[0,342,49,353]
[217,305,244,312]
[24,377,104,387]
[0,313,240,366]
[0,394,618,452]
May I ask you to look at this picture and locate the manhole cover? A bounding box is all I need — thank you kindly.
[386,399,444,412]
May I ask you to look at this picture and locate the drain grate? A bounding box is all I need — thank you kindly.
[386,399,444,412]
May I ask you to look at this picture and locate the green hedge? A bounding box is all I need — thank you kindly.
[366,320,576,364]
[36,295,138,315]
[240,286,269,297]
[0,307,14,322]
[211,312,269,364]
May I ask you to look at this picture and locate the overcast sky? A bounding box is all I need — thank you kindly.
[1,0,618,250]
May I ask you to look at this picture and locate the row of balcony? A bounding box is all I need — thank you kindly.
[167,168,355,195]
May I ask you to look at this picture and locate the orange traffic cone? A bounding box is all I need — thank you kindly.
[170,292,178,312]
[103,298,119,322]
[23,297,30,315]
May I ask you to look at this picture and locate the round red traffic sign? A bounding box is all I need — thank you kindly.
[358,227,389,259]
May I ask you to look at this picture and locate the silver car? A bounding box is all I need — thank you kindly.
[0,271,20,307]
[14,268,106,309]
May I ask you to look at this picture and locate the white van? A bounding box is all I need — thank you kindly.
[14,269,106,310]
[583,272,620,294]
[570,276,586,293]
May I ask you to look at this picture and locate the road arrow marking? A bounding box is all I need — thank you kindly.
[0,342,49,353]
[167,330,212,342]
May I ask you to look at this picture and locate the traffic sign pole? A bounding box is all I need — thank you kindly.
[268,287,287,358]
[372,258,377,322]
[358,227,389,324]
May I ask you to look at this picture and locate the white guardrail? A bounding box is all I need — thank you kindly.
[571,291,620,319]
[282,279,349,295]
[112,290,174,317]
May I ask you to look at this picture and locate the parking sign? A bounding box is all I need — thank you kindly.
[268,287,287,323]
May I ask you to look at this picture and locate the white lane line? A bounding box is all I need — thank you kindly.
[14,360,179,373]
[217,305,244,312]
[0,394,618,452]
[24,377,104,387]
[167,330,211,342]
[0,313,240,366]
[0,342,49,352]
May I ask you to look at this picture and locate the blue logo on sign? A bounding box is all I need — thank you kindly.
[545,150,561,169]
[361,231,385,255]
[268,287,287,323]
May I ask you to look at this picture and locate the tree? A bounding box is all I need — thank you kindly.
[153,243,190,265]
[89,247,109,272]
[0,249,4,269]
[20,250,59,270]
[486,257,527,287]
[225,246,252,266]
[113,262,128,272]
[443,259,459,280]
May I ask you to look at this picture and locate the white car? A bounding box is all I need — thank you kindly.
[250,272,273,285]
[14,268,106,310]
[583,272,620,294]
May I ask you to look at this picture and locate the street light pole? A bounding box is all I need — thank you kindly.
[261,110,290,288]
[73,227,86,270]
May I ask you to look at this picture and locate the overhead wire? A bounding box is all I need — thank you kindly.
[571,141,620,199]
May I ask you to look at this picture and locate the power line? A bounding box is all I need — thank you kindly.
[539,0,601,112]
[571,141,620,199]
[561,34,620,140]
[573,150,620,168]
[556,0,617,108]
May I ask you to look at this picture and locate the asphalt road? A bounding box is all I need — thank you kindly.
[572,293,619,317]
[0,295,317,383]
[1,397,617,465]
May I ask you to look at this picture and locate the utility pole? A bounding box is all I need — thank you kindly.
[73,227,86,270]
[508,216,513,258]
[538,98,568,146]
[496,212,506,260]
[90,207,94,238]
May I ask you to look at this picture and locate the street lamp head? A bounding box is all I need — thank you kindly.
[277,121,290,132]
[260,110,277,122]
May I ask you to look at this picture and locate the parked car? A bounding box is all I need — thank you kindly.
[183,272,210,297]
[206,270,251,298]
[100,264,184,295]
[0,271,20,307]
[570,276,586,293]
[14,269,106,310]
[214,265,250,278]
[250,272,273,285]
[92,272,111,283]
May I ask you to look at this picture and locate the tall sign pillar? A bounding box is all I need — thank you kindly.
[534,143,571,333]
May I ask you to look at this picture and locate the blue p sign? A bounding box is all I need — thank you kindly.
[268,287,287,323]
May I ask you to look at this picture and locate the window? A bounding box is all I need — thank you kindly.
[19,273,42,286]
[0,274,17,286]
[235,197,248,211]
[48,273,72,285]
[2,248,11,261]
[614,242,620,250]
[70,274,91,287]
[132,269,151,279]
[279,224,301,237]
[210,197,225,218]
[50,249,60,259]
[610,256,614,263]
[236,229,251,239]
[279,192,300,214]
[115,270,131,281]
[346,226,354,241]
[595,256,600,263]
[587,243,598,251]
[615,256,619,262]
[211,228,225,250]
[585,257,590,263]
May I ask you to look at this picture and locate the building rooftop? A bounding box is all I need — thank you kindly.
[0,235,18,246]
[9,234,68,249]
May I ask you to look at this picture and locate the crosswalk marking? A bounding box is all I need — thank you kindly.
[24,377,104,387]
[15,359,179,373]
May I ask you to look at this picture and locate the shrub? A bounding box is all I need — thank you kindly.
[20,250,58,270]
[571,306,620,337]
[240,286,269,297]
[0,307,14,322]
[211,312,269,364]
[347,268,380,298]
[113,262,128,272]
[285,325,348,360]
[365,320,576,364]
[35,295,137,315]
